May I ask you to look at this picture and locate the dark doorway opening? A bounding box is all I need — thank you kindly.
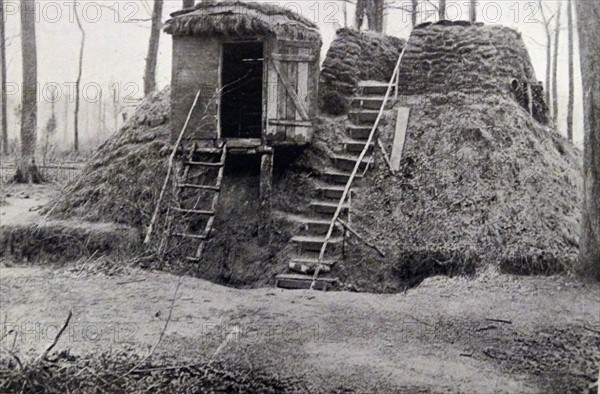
[221,42,264,139]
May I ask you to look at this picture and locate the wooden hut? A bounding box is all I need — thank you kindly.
[164,1,322,149]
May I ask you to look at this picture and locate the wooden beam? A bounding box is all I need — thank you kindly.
[268,119,312,127]
[272,53,317,62]
[390,106,410,171]
[259,151,273,246]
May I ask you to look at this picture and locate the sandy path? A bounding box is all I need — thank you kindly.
[1,265,598,393]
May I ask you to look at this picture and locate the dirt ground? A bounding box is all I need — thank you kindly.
[1,184,599,393]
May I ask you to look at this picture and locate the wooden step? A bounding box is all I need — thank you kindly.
[310,200,349,215]
[288,261,331,274]
[172,232,208,240]
[316,184,347,199]
[177,146,222,155]
[357,80,392,95]
[275,273,338,290]
[351,96,387,110]
[291,235,342,252]
[290,257,337,267]
[349,109,379,125]
[322,170,362,185]
[185,160,224,167]
[294,217,342,234]
[347,125,372,140]
[331,154,372,172]
[177,183,220,191]
[342,139,374,153]
[173,208,215,216]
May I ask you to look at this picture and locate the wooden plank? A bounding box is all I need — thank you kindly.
[266,41,280,140]
[271,53,317,62]
[286,46,299,139]
[270,57,310,121]
[268,119,312,127]
[297,47,310,114]
[259,151,273,246]
[277,39,318,48]
[390,106,410,171]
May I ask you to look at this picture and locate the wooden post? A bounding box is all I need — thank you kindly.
[259,150,273,245]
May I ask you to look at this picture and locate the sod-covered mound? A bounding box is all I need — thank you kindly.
[319,28,405,115]
[344,91,581,290]
[50,89,171,226]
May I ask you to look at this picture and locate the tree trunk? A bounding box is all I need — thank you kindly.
[567,0,574,141]
[438,0,446,20]
[15,0,41,183]
[574,0,600,279]
[182,0,194,8]
[365,0,383,32]
[411,0,418,27]
[74,4,85,153]
[355,0,366,30]
[552,4,561,125]
[469,0,477,23]
[144,0,163,96]
[0,0,8,155]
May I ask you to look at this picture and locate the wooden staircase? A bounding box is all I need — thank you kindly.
[159,141,227,261]
[276,81,392,290]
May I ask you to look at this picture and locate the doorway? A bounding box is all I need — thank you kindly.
[220,42,264,139]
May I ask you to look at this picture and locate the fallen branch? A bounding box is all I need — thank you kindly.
[116,279,146,286]
[484,318,512,325]
[336,218,385,257]
[376,138,395,174]
[38,311,72,362]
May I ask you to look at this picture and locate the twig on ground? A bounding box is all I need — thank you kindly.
[116,279,146,286]
[583,325,600,334]
[336,218,385,257]
[484,318,512,325]
[38,311,72,361]
[475,325,497,332]
[108,276,183,385]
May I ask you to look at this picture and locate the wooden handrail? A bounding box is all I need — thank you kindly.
[144,89,203,245]
[310,45,409,290]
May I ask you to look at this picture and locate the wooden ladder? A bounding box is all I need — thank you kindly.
[159,141,227,261]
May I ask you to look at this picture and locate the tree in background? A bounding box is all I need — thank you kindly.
[551,3,562,125]
[355,0,383,32]
[468,0,477,23]
[42,87,58,166]
[0,0,8,155]
[14,0,41,182]
[566,0,574,142]
[411,0,418,27]
[144,0,164,96]
[574,0,600,279]
[438,0,446,20]
[74,3,85,153]
[538,0,555,106]
[182,0,194,8]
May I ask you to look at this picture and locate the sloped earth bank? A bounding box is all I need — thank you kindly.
[1,265,598,393]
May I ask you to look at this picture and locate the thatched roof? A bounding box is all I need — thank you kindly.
[164,1,321,43]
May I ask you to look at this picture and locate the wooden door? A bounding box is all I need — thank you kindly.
[266,40,319,145]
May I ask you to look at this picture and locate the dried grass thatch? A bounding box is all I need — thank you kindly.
[48,89,171,227]
[351,91,582,278]
[164,1,321,43]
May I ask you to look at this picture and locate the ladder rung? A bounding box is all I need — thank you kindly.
[172,232,207,240]
[185,161,224,167]
[172,208,215,216]
[177,183,220,191]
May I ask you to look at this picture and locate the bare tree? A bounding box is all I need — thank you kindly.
[468,0,477,23]
[15,0,41,182]
[551,4,562,124]
[411,0,419,27]
[574,0,600,278]
[438,0,446,20]
[74,3,85,153]
[144,0,163,95]
[182,0,194,8]
[0,0,8,155]
[538,0,555,106]
[567,0,574,141]
[355,0,384,32]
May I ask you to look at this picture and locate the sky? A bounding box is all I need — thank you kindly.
[1,0,584,149]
